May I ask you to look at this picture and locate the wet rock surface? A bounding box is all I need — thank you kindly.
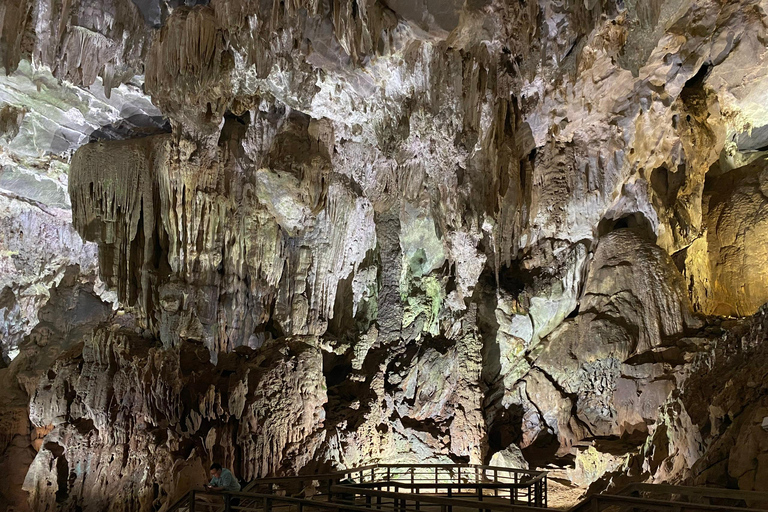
[2,0,768,510]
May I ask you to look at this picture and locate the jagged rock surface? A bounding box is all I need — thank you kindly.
[0,268,115,512]
[0,195,99,362]
[4,0,768,510]
[0,57,165,361]
[25,331,327,512]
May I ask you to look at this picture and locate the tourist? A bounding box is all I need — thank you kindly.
[202,462,242,509]
[206,462,242,493]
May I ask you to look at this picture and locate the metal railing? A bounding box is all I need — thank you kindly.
[167,464,547,511]
[166,488,550,512]
[164,463,768,512]
[246,464,547,507]
[167,484,768,512]
[167,489,398,512]
[620,482,768,504]
[330,483,550,512]
[568,493,768,511]
[331,477,547,506]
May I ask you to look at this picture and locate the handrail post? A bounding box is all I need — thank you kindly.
[513,472,518,503]
[536,480,541,507]
[225,493,231,512]
[189,490,196,512]
[266,497,272,512]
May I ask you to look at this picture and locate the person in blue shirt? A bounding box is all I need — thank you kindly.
[203,462,242,508]
[205,462,241,492]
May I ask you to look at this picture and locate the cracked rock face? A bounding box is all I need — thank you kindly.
[4,0,768,510]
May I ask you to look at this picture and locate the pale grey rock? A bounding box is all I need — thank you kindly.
[0,60,163,208]
[0,193,98,361]
[0,57,162,362]
[489,444,529,471]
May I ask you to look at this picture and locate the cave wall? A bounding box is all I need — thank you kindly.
[3,0,768,510]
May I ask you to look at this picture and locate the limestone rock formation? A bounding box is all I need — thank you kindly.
[0,195,99,362]
[0,268,115,512]
[25,330,327,511]
[3,0,768,510]
[683,160,768,317]
[0,56,164,361]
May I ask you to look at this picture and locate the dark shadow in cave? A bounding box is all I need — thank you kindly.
[87,114,171,143]
[592,434,647,456]
[474,263,528,464]
[486,404,525,456]
[522,431,575,469]
[327,273,355,341]
[597,212,656,242]
[53,449,69,503]
[324,352,353,389]
[680,61,712,103]
[322,349,373,435]
[650,164,686,208]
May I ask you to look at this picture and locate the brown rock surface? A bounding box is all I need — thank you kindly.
[683,161,768,317]
[24,330,327,511]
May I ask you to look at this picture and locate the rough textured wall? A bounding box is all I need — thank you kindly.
[3,0,768,511]
[0,55,165,362]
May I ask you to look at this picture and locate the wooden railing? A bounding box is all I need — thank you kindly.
[620,482,768,505]
[165,488,551,512]
[332,477,547,506]
[330,483,550,511]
